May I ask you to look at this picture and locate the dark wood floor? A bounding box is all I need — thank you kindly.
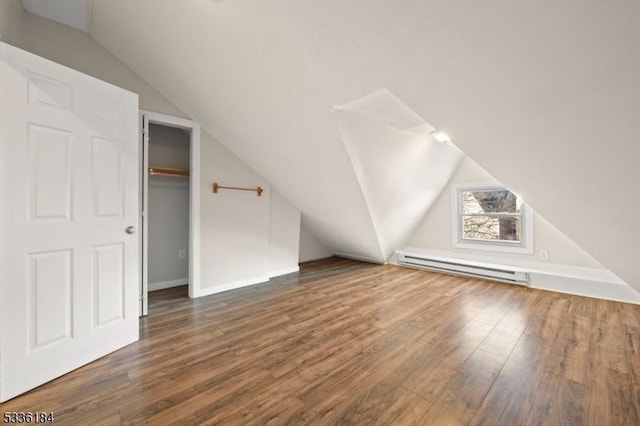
[3,257,640,425]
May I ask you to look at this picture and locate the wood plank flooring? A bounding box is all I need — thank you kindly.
[3,257,640,425]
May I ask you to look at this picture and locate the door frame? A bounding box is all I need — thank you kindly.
[139,110,201,316]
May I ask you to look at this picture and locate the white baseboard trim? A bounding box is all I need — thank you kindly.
[268,266,300,278]
[299,254,333,263]
[149,278,188,292]
[334,252,385,264]
[392,247,640,305]
[528,273,640,305]
[193,275,270,298]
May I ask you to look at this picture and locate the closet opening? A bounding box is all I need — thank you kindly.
[140,111,201,316]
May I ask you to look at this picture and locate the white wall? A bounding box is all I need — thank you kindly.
[147,124,190,288]
[408,156,604,269]
[198,132,302,295]
[0,0,22,40]
[299,220,332,263]
[268,190,301,277]
[401,155,640,304]
[199,132,269,293]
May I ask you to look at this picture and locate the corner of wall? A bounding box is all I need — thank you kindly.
[299,221,332,263]
[268,189,301,277]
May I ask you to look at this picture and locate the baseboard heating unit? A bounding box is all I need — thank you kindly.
[397,253,529,285]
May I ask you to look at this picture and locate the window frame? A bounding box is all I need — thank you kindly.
[451,182,534,254]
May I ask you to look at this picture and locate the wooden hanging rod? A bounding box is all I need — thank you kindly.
[213,182,263,196]
[148,167,189,177]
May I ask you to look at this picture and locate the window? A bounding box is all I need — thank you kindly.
[452,183,533,254]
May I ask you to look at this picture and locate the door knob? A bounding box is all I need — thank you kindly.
[125,226,136,235]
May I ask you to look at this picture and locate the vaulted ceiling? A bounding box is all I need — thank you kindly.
[21,0,640,291]
[22,0,89,31]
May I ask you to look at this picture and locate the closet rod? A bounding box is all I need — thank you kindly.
[148,167,189,177]
[213,182,263,196]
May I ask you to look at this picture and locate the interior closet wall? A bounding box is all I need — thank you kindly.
[148,123,190,289]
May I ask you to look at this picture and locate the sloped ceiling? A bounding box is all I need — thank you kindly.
[22,0,89,31]
[48,0,639,290]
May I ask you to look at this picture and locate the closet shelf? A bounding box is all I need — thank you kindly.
[148,167,189,177]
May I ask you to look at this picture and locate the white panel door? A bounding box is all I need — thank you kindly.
[0,43,139,402]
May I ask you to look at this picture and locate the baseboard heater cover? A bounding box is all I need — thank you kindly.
[399,254,529,285]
